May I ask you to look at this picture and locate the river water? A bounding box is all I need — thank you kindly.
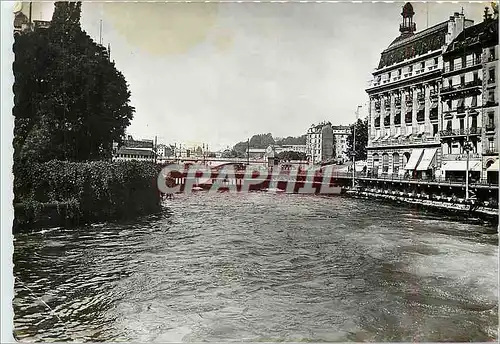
[13,193,498,342]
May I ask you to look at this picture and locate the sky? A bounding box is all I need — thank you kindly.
[20,1,486,150]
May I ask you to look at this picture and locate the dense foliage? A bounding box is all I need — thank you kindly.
[277,151,307,161]
[13,2,134,164]
[231,133,306,157]
[14,160,161,227]
[346,118,368,161]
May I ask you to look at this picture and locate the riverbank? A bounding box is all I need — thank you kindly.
[13,160,162,233]
[345,188,499,226]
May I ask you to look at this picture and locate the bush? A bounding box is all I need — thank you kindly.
[13,160,162,228]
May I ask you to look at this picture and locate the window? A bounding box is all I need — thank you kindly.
[489,139,495,150]
[460,118,464,130]
[448,143,452,154]
[490,48,496,60]
[488,90,495,102]
[408,65,413,73]
[434,57,438,66]
[421,61,425,70]
[489,68,496,83]
[433,123,438,135]
[448,78,453,87]
[398,69,402,76]
[460,75,465,86]
[488,112,494,126]
[473,71,479,81]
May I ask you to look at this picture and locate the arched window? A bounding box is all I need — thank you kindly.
[393,152,400,174]
[372,153,380,175]
[403,152,411,167]
[382,153,389,173]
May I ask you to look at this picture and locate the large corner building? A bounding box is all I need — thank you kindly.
[366,2,498,183]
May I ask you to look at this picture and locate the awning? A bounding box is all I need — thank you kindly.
[372,136,380,142]
[394,132,401,139]
[380,134,390,141]
[405,131,413,138]
[416,148,437,171]
[441,160,482,171]
[404,148,424,170]
[487,160,499,172]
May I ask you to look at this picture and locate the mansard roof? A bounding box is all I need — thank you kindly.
[377,21,449,69]
[444,18,498,55]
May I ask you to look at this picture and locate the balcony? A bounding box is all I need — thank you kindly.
[485,149,498,155]
[439,128,482,138]
[440,80,482,99]
[443,58,482,73]
[374,117,380,128]
[370,135,439,148]
[486,123,496,133]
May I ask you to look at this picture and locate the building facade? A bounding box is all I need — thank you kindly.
[440,8,499,183]
[306,122,334,164]
[332,125,350,163]
[366,3,473,179]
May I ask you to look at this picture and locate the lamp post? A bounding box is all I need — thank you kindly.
[464,109,472,201]
[352,105,362,188]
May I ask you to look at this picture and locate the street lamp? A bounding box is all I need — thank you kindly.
[463,108,473,202]
[352,105,362,188]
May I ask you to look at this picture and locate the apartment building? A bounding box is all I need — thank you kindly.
[332,125,350,163]
[306,122,334,164]
[439,9,498,182]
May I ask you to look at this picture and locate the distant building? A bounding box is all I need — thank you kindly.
[306,122,334,164]
[245,148,267,159]
[332,125,350,163]
[112,135,155,162]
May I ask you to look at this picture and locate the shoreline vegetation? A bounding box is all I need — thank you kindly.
[13,160,162,232]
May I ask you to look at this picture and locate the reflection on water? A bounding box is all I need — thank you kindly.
[14,193,498,342]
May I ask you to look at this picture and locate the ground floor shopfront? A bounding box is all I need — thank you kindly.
[367,146,498,183]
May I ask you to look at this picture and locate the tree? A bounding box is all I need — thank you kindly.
[346,118,368,161]
[275,134,306,146]
[277,151,307,161]
[13,1,134,164]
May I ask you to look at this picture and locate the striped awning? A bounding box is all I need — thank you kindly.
[441,160,482,171]
[404,148,424,170]
[416,148,437,171]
